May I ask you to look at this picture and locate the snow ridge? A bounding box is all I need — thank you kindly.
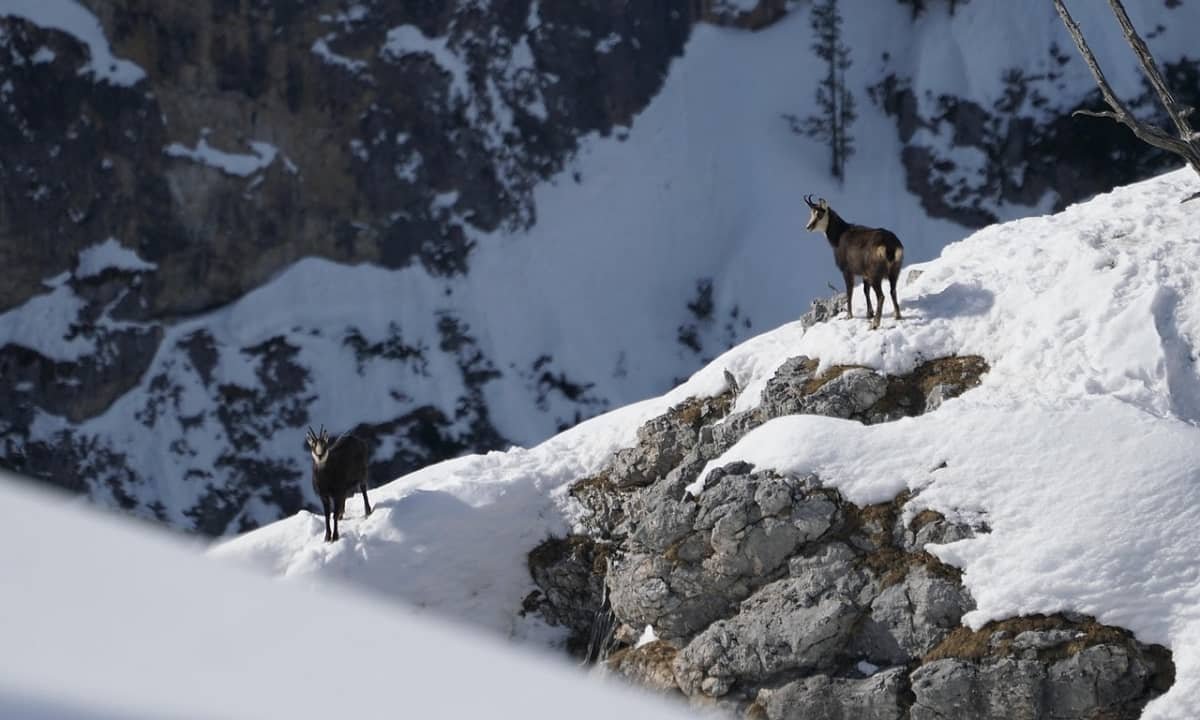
[218,167,1200,717]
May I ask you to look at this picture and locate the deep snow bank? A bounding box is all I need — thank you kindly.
[0,473,693,720]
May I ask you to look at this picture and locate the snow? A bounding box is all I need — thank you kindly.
[213,393,672,639]
[164,135,278,177]
[0,474,692,720]
[311,35,367,74]
[75,238,156,278]
[595,32,621,55]
[1,0,145,85]
[0,281,93,361]
[636,624,659,649]
[219,167,1200,716]
[381,25,470,101]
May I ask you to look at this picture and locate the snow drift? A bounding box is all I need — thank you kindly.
[0,474,693,720]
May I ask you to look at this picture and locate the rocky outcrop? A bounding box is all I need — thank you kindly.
[526,301,1171,717]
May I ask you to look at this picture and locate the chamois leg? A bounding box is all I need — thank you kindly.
[321,495,333,542]
[843,272,855,319]
[862,278,874,320]
[335,495,347,521]
[361,482,372,517]
[872,280,885,329]
[888,268,902,319]
[331,501,340,542]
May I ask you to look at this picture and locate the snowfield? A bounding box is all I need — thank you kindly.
[217,167,1200,717]
[0,475,694,720]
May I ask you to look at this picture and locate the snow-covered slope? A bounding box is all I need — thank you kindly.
[217,167,1200,716]
[0,473,694,720]
[5,0,1199,535]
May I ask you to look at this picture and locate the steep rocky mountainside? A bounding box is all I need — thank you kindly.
[526,297,1174,719]
[2,0,1197,533]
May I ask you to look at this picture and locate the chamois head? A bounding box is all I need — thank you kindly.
[305,425,330,465]
[804,194,831,233]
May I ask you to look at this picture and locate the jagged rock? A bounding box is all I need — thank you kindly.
[896,507,978,554]
[525,535,610,655]
[853,566,973,665]
[911,616,1175,720]
[673,576,864,697]
[801,294,849,329]
[754,355,987,427]
[753,667,909,720]
[608,469,838,641]
[610,392,734,489]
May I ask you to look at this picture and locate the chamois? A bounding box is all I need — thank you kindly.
[305,425,372,542]
[804,195,904,329]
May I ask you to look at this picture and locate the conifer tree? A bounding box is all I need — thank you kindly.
[805,0,857,181]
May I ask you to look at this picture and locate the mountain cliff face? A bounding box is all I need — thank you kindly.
[2,0,1197,533]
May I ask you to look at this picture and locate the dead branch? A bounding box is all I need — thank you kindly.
[1053,0,1200,176]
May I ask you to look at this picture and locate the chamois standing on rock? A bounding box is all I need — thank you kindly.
[804,195,904,329]
[305,426,372,542]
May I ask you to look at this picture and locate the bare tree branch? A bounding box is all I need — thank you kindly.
[1053,0,1200,177]
[1071,109,1121,120]
[1106,0,1195,140]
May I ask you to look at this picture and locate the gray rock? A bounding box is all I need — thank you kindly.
[525,536,610,649]
[610,469,838,641]
[673,577,863,696]
[896,510,977,554]
[1011,629,1082,652]
[853,566,973,664]
[755,667,908,720]
[757,358,888,422]
[912,643,1163,720]
[801,294,849,329]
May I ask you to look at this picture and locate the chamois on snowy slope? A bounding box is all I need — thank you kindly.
[804,195,904,329]
[305,425,372,542]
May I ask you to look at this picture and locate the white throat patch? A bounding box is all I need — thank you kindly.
[807,209,830,233]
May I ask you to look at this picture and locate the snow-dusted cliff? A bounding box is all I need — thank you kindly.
[2,0,1198,533]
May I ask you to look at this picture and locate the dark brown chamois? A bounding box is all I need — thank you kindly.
[804,195,904,329]
[305,425,372,542]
